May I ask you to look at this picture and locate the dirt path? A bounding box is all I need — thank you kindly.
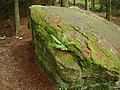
[0,17,56,90]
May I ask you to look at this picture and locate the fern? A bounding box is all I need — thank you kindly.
[61,34,67,43]
[50,35,68,50]
[61,34,75,46]
[50,34,75,51]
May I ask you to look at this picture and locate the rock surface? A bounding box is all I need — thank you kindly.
[29,5,120,89]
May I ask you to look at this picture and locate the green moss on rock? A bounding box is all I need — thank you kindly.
[29,5,120,89]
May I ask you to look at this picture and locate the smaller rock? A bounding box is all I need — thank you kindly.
[0,36,6,40]
[19,37,23,40]
[16,36,19,39]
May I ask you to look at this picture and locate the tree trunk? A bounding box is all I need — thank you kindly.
[66,0,69,7]
[91,0,95,11]
[24,0,28,16]
[52,0,55,6]
[106,0,111,21]
[100,0,103,11]
[58,0,60,4]
[15,0,20,32]
[73,0,75,6]
[46,0,48,4]
[85,0,88,10]
[60,0,65,7]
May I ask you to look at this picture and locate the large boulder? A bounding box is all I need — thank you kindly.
[29,5,120,89]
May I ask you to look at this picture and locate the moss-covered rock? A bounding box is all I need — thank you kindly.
[29,5,120,89]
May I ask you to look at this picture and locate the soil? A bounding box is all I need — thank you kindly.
[0,17,56,90]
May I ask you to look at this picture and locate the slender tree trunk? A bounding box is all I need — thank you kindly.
[106,0,111,21]
[61,0,65,7]
[52,0,55,6]
[73,0,75,6]
[66,0,70,7]
[24,0,28,17]
[100,0,103,11]
[58,0,60,4]
[15,0,20,32]
[85,0,88,10]
[45,0,48,4]
[91,0,95,11]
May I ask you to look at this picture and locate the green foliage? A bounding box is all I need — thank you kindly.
[50,35,68,50]
[51,34,75,50]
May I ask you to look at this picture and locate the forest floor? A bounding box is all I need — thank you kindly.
[0,17,56,90]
